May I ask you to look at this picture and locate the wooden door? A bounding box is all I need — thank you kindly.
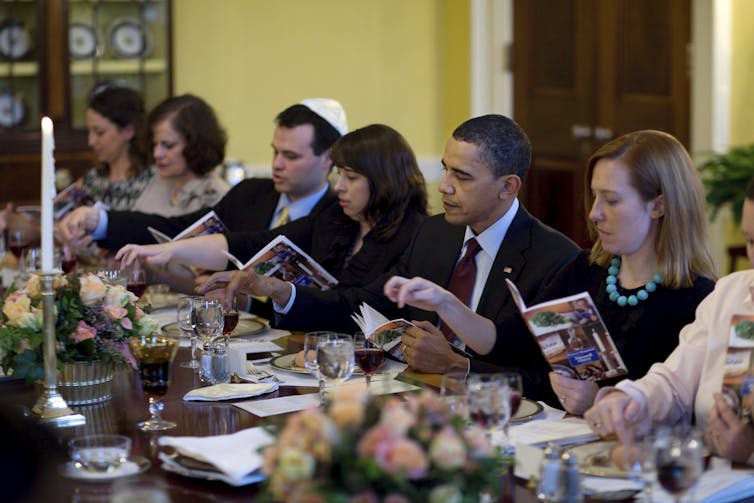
[513,0,690,247]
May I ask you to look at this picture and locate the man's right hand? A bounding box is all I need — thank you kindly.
[58,206,100,244]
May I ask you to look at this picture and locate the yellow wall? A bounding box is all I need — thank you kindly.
[730,0,754,147]
[173,0,470,183]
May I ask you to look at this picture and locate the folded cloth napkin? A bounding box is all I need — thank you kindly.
[158,427,275,485]
[183,382,278,401]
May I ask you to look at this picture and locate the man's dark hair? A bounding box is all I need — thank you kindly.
[746,176,754,201]
[275,104,342,155]
[452,114,531,179]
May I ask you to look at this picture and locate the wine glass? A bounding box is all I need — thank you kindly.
[354,331,385,391]
[497,371,523,454]
[61,245,77,274]
[467,373,512,445]
[194,298,224,383]
[303,331,336,402]
[440,370,469,419]
[126,263,147,299]
[222,297,239,337]
[177,295,201,369]
[655,426,704,502]
[9,230,27,260]
[128,334,180,431]
[317,337,354,403]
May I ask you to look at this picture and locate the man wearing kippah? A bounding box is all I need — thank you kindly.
[59,98,347,249]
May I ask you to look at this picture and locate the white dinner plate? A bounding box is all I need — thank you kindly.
[512,397,544,423]
[270,353,363,374]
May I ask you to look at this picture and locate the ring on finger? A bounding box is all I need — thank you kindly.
[593,421,602,429]
[560,395,567,404]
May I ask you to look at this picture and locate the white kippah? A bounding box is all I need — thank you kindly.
[299,98,348,136]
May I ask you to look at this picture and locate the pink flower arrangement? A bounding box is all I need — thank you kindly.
[0,272,160,382]
[262,388,503,503]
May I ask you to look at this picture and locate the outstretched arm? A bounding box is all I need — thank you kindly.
[383,275,496,355]
[115,233,230,270]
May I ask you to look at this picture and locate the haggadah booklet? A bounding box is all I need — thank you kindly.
[506,279,628,381]
[147,210,229,244]
[222,235,338,291]
[721,314,754,418]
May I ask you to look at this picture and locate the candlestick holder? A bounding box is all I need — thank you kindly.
[31,271,85,427]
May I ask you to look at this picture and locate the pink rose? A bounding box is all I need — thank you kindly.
[380,398,415,436]
[374,437,429,479]
[464,425,494,458]
[104,304,127,320]
[117,342,138,369]
[120,317,133,330]
[357,424,394,458]
[429,426,467,470]
[73,321,97,343]
[329,396,365,429]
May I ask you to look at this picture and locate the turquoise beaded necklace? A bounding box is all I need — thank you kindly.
[605,257,662,306]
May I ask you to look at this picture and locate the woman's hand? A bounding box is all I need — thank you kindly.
[583,390,644,444]
[384,275,452,311]
[115,243,175,267]
[549,372,599,416]
[706,393,754,463]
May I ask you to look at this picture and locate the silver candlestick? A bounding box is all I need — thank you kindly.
[31,271,85,427]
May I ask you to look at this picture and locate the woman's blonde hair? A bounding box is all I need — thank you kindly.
[586,130,717,287]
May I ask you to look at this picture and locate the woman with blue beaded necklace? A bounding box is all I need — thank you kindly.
[385,130,717,412]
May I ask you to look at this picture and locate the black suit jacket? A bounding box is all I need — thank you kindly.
[280,206,579,400]
[99,179,336,250]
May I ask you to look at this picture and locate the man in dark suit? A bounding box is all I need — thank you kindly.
[223,115,579,399]
[59,98,347,249]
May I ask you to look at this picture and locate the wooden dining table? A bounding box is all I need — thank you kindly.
[0,333,539,502]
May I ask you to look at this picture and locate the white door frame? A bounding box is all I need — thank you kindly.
[470,0,731,270]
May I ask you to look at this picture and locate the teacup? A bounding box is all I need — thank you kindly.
[69,434,131,473]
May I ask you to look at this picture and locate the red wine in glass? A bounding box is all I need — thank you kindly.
[140,360,171,393]
[223,311,239,335]
[9,244,24,259]
[355,347,384,375]
[657,460,697,496]
[62,257,77,274]
[509,390,522,417]
[127,281,147,299]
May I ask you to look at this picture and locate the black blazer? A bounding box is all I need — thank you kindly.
[100,179,335,250]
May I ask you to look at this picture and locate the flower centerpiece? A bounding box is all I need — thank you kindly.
[262,387,506,503]
[0,272,160,383]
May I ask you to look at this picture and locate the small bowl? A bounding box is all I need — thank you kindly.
[69,434,131,473]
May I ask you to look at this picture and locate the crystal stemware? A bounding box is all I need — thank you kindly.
[303,331,335,402]
[177,295,201,369]
[468,373,512,445]
[440,370,469,419]
[194,298,224,383]
[126,263,147,299]
[222,296,239,337]
[128,334,180,431]
[317,337,354,402]
[655,426,704,502]
[354,331,385,391]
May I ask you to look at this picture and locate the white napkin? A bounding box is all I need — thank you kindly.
[183,383,278,401]
[158,427,274,485]
[509,417,598,447]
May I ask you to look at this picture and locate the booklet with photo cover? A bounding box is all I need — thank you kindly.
[221,235,338,291]
[350,302,415,362]
[147,210,229,244]
[53,183,94,220]
[506,278,628,381]
[721,314,754,418]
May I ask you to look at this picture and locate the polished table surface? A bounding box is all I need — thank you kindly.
[1,334,539,502]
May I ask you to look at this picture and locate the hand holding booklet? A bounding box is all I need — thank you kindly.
[222,235,338,291]
[147,210,229,244]
[506,279,627,381]
[350,302,415,362]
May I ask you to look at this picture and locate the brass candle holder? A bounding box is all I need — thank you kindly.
[31,271,85,427]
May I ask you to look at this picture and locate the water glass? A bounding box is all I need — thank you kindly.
[69,434,131,473]
[98,268,127,288]
[317,337,355,395]
[468,373,512,444]
[177,295,201,369]
[303,331,336,400]
[440,370,469,419]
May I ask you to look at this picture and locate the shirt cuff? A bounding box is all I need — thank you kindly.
[90,207,109,240]
[272,283,296,314]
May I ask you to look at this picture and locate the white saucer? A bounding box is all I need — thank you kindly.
[59,456,150,482]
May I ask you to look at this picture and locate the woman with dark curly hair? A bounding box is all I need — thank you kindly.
[131,94,229,216]
[116,124,428,296]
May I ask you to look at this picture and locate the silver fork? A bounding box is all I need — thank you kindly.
[247,362,279,382]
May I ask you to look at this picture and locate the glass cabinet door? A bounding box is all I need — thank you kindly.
[68,0,171,129]
[0,0,42,133]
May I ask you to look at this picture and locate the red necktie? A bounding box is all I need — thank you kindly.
[441,238,482,342]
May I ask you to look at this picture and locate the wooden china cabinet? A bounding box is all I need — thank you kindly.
[0,0,172,205]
